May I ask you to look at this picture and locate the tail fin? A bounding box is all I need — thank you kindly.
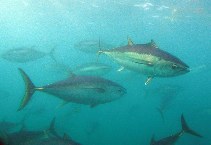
[17,68,36,111]
[48,117,60,138]
[181,114,203,138]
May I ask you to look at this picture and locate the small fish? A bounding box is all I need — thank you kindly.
[155,85,183,122]
[150,114,202,145]
[17,68,126,111]
[1,47,56,63]
[73,62,111,76]
[45,62,111,77]
[74,39,113,53]
[99,38,190,85]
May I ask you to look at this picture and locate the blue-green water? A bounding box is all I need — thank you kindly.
[0,0,210,145]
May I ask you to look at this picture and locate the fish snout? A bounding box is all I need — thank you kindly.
[119,87,127,96]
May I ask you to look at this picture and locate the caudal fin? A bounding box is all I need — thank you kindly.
[48,117,60,138]
[17,68,36,111]
[181,114,203,138]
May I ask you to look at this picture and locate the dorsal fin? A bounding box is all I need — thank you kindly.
[150,39,158,48]
[127,37,134,46]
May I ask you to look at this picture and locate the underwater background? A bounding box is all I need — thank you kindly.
[0,0,210,145]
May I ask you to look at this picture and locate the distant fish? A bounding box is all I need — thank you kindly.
[0,118,56,145]
[28,133,81,145]
[74,39,113,53]
[1,47,56,63]
[73,62,111,76]
[155,85,182,122]
[46,62,111,77]
[17,68,126,111]
[0,120,20,132]
[99,38,190,85]
[150,114,202,145]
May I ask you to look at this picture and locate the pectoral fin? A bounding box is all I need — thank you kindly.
[145,77,153,85]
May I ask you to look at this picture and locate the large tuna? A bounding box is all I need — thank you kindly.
[99,38,190,85]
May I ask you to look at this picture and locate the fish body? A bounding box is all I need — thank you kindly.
[73,62,111,76]
[5,130,49,145]
[150,115,202,145]
[27,136,81,145]
[0,118,56,145]
[18,68,126,110]
[0,121,19,132]
[100,39,189,84]
[1,47,55,63]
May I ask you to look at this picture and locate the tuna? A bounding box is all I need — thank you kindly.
[73,62,111,76]
[1,47,55,63]
[74,39,113,53]
[17,68,126,111]
[150,114,202,145]
[99,38,190,85]
[0,118,56,145]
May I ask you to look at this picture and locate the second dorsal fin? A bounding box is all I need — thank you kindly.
[150,39,158,48]
[127,37,134,46]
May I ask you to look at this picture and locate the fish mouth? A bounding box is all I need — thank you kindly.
[181,65,190,73]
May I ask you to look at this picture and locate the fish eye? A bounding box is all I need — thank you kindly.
[172,64,177,69]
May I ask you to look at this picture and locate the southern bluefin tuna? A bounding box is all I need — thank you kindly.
[72,62,111,76]
[99,38,190,85]
[74,39,113,53]
[150,114,202,145]
[17,68,126,111]
[0,118,56,145]
[1,47,55,63]
[47,62,111,77]
[26,134,81,145]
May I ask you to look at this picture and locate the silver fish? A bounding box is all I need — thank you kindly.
[1,47,55,63]
[17,68,126,111]
[99,38,190,85]
[73,62,111,76]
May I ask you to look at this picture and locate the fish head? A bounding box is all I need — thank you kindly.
[101,80,127,101]
[109,83,127,97]
[154,54,190,77]
[161,60,190,77]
